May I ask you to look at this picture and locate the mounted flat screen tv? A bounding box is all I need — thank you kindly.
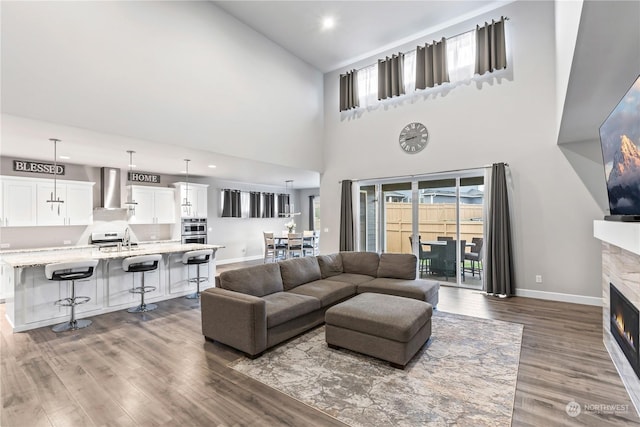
[599,74,640,221]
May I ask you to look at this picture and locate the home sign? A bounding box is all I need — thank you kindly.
[128,171,161,184]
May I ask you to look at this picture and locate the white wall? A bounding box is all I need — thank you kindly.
[1,1,324,172]
[321,1,603,301]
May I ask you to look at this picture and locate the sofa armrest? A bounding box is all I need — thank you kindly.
[201,288,267,356]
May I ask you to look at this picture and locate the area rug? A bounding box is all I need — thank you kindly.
[229,310,523,427]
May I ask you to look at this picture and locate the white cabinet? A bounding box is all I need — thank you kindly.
[1,177,37,227]
[173,182,208,218]
[36,181,94,226]
[129,185,176,224]
[1,176,93,227]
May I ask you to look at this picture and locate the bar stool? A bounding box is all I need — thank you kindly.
[122,254,162,313]
[182,249,213,299]
[45,260,99,333]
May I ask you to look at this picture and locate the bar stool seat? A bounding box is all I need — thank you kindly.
[182,249,213,299]
[122,254,162,313]
[45,260,99,333]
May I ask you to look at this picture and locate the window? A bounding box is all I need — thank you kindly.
[446,31,476,82]
[313,196,321,230]
[357,64,378,108]
[353,27,491,109]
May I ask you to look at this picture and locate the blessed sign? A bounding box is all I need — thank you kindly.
[128,171,161,184]
[13,160,65,175]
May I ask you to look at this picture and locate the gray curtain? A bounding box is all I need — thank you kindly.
[221,189,241,218]
[308,195,315,231]
[249,191,261,218]
[339,69,359,111]
[339,180,354,251]
[485,163,515,296]
[277,193,290,217]
[378,53,405,100]
[416,38,449,89]
[262,192,275,218]
[475,17,507,75]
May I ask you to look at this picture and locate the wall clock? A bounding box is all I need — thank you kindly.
[399,122,429,154]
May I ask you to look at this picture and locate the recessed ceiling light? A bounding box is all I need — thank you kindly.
[59,155,70,160]
[128,164,136,168]
[321,16,335,31]
[208,164,217,169]
[180,170,186,174]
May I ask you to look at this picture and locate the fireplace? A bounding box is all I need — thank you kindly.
[610,283,640,378]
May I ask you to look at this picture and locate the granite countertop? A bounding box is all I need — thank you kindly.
[0,242,224,268]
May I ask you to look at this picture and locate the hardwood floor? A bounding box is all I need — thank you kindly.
[2,263,639,426]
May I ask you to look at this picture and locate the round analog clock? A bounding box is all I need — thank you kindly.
[399,122,429,154]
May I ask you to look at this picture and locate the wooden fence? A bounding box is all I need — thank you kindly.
[385,202,483,254]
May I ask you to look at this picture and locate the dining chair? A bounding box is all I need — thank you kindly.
[409,235,437,277]
[302,230,318,257]
[464,237,484,279]
[437,236,453,241]
[263,231,286,263]
[287,232,304,259]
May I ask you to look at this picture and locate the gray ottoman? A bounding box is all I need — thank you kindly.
[325,293,433,369]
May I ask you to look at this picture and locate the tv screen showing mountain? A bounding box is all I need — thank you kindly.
[599,74,640,216]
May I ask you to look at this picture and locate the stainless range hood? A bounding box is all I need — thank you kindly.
[99,167,123,210]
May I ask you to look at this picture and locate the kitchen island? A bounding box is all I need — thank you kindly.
[0,242,223,332]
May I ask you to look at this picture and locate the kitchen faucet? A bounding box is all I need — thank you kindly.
[124,227,131,251]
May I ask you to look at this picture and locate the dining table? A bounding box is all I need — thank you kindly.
[420,240,475,279]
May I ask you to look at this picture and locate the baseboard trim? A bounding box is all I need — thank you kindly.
[217,255,263,265]
[515,288,602,307]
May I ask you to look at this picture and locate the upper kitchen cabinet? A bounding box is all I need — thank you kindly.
[128,185,176,224]
[173,182,208,218]
[36,181,94,226]
[1,177,37,227]
[1,176,94,227]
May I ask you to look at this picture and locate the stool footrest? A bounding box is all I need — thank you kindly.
[129,286,157,294]
[54,296,91,307]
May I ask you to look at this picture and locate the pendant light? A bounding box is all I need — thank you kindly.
[181,159,192,216]
[124,150,138,214]
[45,138,65,215]
[281,180,301,217]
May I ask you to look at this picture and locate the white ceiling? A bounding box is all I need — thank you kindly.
[213,1,510,73]
[1,0,511,189]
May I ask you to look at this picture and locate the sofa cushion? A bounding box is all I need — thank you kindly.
[326,273,375,286]
[262,292,321,328]
[279,257,322,291]
[357,278,440,307]
[288,279,357,307]
[219,263,283,297]
[317,254,344,278]
[340,252,380,277]
[377,253,417,280]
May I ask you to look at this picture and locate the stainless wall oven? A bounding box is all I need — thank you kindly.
[182,218,207,244]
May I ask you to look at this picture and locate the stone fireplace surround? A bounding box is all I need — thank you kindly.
[594,220,640,415]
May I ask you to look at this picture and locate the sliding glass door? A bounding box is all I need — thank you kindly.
[358,170,484,289]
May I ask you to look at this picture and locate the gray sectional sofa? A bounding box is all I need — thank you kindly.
[201,251,439,357]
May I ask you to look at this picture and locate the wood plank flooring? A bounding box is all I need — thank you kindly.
[2,262,639,426]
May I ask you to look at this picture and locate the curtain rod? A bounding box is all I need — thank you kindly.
[338,163,509,184]
[345,16,509,74]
